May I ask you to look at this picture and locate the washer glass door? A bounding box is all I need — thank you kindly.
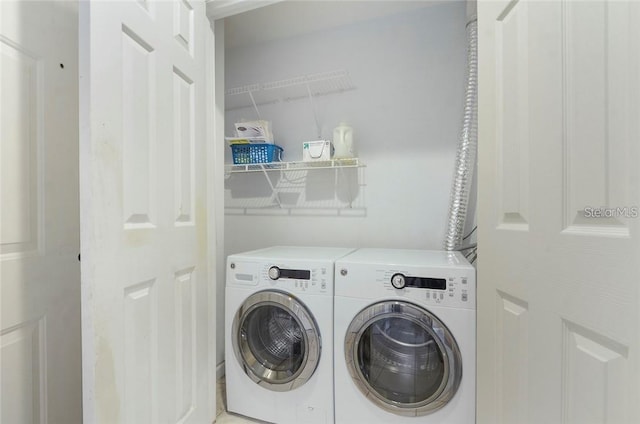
[345,301,462,416]
[232,290,321,392]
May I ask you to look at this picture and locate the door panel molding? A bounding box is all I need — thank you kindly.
[561,319,629,424]
[495,0,530,230]
[561,0,634,237]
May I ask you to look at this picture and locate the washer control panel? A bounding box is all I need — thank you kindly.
[261,263,329,294]
[228,260,331,294]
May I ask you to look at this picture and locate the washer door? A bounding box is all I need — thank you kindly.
[344,301,462,416]
[232,290,321,392]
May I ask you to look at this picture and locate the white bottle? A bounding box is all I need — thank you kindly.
[332,122,354,159]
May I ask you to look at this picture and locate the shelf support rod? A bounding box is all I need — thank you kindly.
[248,90,262,120]
[260,166,282,208]
[306,81,322,139]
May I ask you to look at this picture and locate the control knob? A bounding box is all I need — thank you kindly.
[268,266,280,280]
[391,273,406,289]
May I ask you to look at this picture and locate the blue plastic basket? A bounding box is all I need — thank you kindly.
[231,144,283,164]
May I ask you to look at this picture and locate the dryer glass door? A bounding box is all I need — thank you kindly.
[232,290,321,392]
[345,301,462,416]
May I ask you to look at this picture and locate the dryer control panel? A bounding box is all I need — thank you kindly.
[334,249,475,309]
[377,269,474,308]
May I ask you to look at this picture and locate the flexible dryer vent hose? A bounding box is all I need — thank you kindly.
[444,18,478,251]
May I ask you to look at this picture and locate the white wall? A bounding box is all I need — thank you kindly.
[219,1,467,364]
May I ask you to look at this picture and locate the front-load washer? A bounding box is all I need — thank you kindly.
[334,248,476,424]
[225,246,354,424]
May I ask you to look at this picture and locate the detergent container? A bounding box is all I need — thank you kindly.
[332,122,354,159]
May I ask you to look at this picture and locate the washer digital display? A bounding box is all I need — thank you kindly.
[280,269,311,280]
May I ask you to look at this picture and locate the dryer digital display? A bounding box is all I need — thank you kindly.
[406,277,446,290]
[391,273,447,290]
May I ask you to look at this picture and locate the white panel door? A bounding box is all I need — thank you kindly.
[478,1,640,423]
[79,1,215,423]
[1,1,81,423]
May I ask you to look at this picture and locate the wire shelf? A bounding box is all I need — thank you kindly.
[225,158,364,174]
[225,69,355,111]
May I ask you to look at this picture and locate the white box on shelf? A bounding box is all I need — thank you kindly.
[302,140,332,162]
[234,120,274,142]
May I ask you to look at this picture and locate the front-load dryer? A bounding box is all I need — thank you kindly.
[334,248,476,424]
[225,246,354,424]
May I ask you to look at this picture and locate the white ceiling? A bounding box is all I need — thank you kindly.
[222,1,449,49]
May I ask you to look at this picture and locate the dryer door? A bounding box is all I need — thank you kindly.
[344,300,462,416]
[232,290,321,392]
